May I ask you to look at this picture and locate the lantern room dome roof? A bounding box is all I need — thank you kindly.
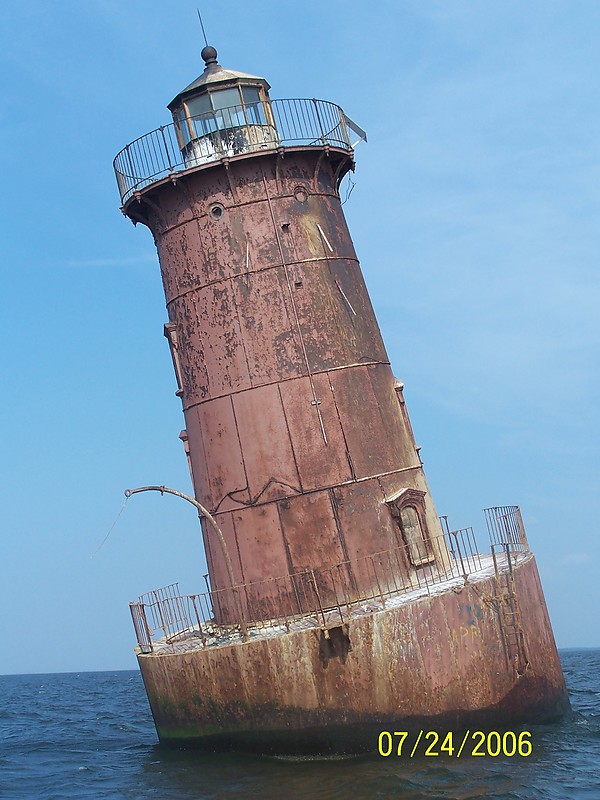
[167,46,271,111]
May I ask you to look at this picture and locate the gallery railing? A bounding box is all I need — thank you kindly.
[130,507,530,654]
[484,505,529,551]
[114,98,353,205]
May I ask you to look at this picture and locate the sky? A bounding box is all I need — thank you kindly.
[1,0,598,675]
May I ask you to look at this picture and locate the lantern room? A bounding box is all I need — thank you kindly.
[168,45,277,166]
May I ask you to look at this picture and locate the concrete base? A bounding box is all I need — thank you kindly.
[137,555,569,754]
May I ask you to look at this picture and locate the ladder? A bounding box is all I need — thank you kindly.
[493,544,529,676]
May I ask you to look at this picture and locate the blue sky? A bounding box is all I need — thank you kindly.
[1,0,598,674]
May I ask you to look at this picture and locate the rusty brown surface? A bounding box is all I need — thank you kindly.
[232,383,302,503]
[277,491,345,574]
[229,503,290,586]
[118,56,568,754]
[328,366,398,478]
[186,398,247,514]
[278,374,353,490]
[126,147,445,614]
[137,555,569,753]
[122,137,568,754]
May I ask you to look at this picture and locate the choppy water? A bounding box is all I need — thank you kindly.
[1,649,598,799]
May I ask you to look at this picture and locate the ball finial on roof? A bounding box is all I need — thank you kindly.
[201,45,218,66]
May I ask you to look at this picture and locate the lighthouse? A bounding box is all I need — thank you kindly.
[116,45,568,752]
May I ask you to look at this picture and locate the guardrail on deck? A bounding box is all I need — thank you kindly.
[484,505,529,551]
[114,98,353,205]
[130,507,530,654]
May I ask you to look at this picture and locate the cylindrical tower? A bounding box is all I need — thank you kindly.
[116,44,569,752]
[116,46,445,620]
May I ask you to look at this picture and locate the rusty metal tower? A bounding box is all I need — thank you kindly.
[117,46,445,616]
[115,44,568,752]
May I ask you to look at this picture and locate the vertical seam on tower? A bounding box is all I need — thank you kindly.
[229,393,251,503]
[231,272,254,388]
[275,500,298,581]
[277,382,303,492]
[261,166,328,445]
[327,371,356,481]
[194,405,215,511]
[229,512,246,586]
[328,487,358,593]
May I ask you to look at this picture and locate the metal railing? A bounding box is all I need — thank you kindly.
[114,98,353,205]
[129,517,516,655]
[484,505,529,552]
[440,517,483,580]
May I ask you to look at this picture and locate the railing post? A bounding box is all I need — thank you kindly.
[312,98,327,144]
[451,531,469,583]
[310,570,327,628]
[327,565,346,626]
[339,107,351,147]
[275,579,291,633]
[190,595,207,647]
[490,544,498,578]
[130,602,154,654]
[504,541,512,571]
[159,125,173,172]
[370,555,387,608]
[152,589,170,644]
[516,507,530,550]
[124,147,137,200]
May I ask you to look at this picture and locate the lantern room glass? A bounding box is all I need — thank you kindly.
[174,85,269,150]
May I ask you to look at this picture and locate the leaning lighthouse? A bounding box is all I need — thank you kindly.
[115,45,568,752]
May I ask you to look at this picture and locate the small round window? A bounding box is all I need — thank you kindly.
[294,186,308,203]
[209,203,224,220]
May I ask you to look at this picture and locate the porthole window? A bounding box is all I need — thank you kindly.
[294,186,308,203]
[209,203,224,220]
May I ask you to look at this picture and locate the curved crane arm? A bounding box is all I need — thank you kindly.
[124,484,248,640]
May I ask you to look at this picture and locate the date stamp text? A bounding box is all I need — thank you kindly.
[377,730,533,758]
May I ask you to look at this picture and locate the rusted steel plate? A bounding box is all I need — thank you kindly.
[171,283,251,406]
[278,374,352,490]
[230,503,291,620]
[332,478,404,597]
[284,260,387,371]
[329,365,399,478]
[291,201,358,263]
[293,258,386,359]
[201,510,244,598]
[278,490,354,609]
[158,223,206,302]
[187,397,248,513]
[277,490,345,572]
[367,364,419,467]
[137,556,569,753]
[233,383,301,503]
[230,503,290,584]
[277,206,357,267]
[232,267,305,384]
[180,407,211,508]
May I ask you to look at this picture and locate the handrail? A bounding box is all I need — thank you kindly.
[113,98,353,205]
[129,513,530,655]
[483,506,529,550]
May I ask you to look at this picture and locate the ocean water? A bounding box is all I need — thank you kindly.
[1,650,598,800]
